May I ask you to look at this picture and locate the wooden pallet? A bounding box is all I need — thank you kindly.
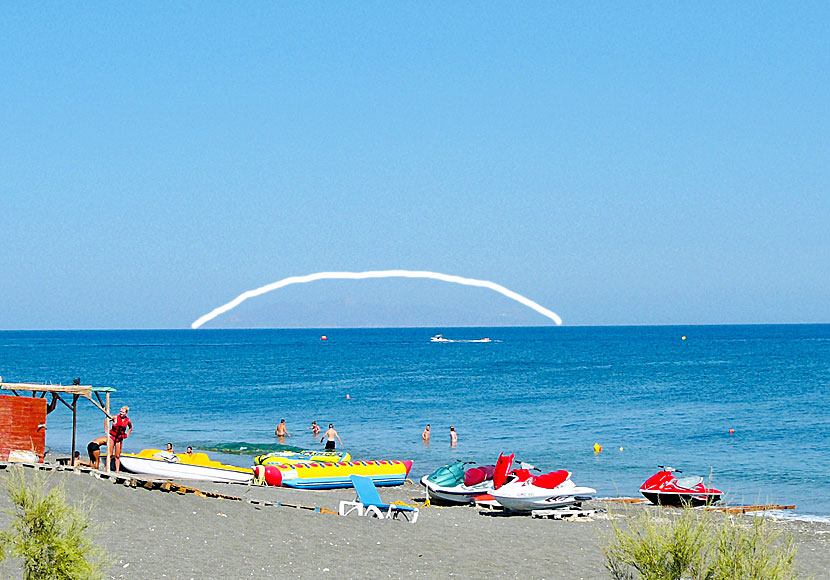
[475,499,504,510]
[531,509,598,520]
[704,504,796,514]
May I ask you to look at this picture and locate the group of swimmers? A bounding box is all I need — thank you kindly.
[422,424,458,446]
[275,420,343,450]
[70,406,458,473]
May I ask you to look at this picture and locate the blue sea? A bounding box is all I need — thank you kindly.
[2,325,828,518]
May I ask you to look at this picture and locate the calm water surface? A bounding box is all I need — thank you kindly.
[2,325,828,516]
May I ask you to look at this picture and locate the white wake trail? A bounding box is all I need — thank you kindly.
[190,270,562,329]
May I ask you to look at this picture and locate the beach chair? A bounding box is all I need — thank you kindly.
[338,475,419,523]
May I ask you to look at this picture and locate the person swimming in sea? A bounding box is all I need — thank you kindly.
[422,424,431,442]
[275,419,291,437]
[321,424,343,450]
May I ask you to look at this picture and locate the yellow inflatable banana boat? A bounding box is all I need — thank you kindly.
[254,459,412,489]
[254,450,350,465]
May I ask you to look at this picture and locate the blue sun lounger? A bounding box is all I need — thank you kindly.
[338,474,419,523]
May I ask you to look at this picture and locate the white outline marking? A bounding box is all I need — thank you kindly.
[191,270,562,329]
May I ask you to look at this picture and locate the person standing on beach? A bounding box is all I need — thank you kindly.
[321,424,342,450]
[450,425,458,447]
[422,424,431,442]
[86,435,108,469]
[275,419,290,437]
[107,406,132,473]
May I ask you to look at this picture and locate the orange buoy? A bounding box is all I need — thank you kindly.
[593,443,602,453]
[321,335,327,341]
[729,428,734,434]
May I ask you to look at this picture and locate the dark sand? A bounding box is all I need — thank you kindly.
[0,465,827,579]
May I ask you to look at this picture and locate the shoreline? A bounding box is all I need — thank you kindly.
[1,463,828,579]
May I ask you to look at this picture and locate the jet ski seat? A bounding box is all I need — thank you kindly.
[675,475,703,489]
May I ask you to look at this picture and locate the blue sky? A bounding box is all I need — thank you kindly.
[1,3,828,329]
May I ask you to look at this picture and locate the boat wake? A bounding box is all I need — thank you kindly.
[430,334,497,343]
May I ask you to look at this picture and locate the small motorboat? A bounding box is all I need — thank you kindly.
[639,466,722,507]
[254,449,350,465]
[420,459,501,504]
[489,453,596,512]
[430,334,452,342]
[119,449,253,484]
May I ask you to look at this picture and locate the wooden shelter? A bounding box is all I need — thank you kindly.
[0,380,116,469]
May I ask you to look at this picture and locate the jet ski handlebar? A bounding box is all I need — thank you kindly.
[658,465,681,473]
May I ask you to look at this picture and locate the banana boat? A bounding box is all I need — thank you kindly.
[253,459,412,489]
[254,450,351,465]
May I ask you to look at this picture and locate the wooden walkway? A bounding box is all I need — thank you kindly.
[0,460,338,515]
[598,497,796,513]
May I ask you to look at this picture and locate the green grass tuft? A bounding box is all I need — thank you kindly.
[0,466,107,580]
[601,506,804,580]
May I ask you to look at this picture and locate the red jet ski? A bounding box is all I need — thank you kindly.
[640,466,722,507]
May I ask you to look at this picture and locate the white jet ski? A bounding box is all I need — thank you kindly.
[488,454,595,512]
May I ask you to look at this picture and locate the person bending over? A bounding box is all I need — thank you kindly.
[86,435,108,469]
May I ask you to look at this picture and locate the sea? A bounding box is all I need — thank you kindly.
[2,325,828,519]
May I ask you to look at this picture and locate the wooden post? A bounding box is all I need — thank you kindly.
[105,392,111,473]
[71,394,78,462]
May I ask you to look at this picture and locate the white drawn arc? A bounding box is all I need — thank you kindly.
[190,270,563,329]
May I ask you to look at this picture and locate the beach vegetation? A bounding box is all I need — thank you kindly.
[602,506,803,580]
[0,466,107,580]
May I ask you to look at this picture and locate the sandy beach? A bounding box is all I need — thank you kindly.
[0,464,827,580]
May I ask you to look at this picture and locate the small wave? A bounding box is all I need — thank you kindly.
[758,511,830,524]
[197,441,306,455]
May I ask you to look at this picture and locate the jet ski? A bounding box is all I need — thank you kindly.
[420,458,504,504]
[489,453,596,512]
[639,466,722,507]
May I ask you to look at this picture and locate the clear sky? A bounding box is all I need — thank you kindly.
[1,3,828,329]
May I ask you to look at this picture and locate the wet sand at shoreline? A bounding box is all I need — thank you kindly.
[0,466,827,579]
